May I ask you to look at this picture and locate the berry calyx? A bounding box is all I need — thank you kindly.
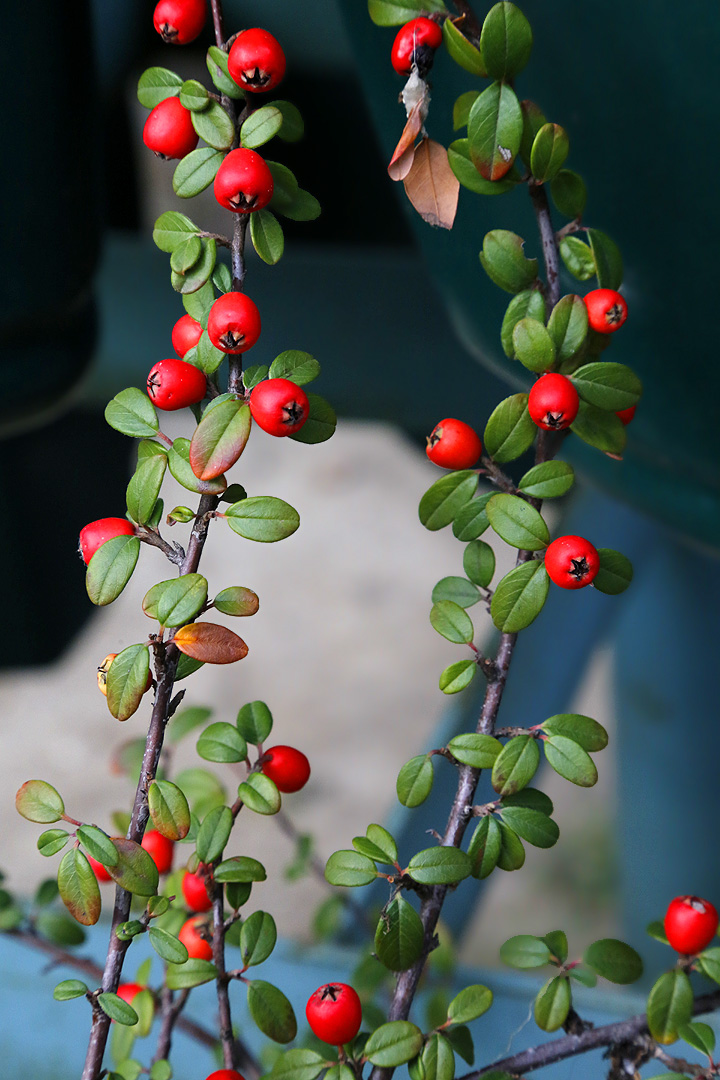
[214,148,274,213]
[172,313,203,358]
[207,292,262,354]
[584,288,628,334]
[391,18,443,77]
[545,535,599,590]
[249,379,310,437]
[142,97,198,160]
[87,854,113,883]
[205,1072,245,1080]
[527,372,579,431]
[426,418,482,469]
[261,746,311,793]
[178,915,213,960]
[153,0,206,44]
[664,895,719,955]
[147,357,207,411]
[182,867,213,912]
[141,829,174,875]
[228,28,286,94]
[117,983,143,1006]
[79,518,136,565]
[616,404,636,425]
[306,983,362,1046]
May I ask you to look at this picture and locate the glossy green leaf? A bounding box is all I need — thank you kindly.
[453,91,480,131]
[481,3,532,79]
[439,659,477,695]
[215,856,266,883]
[499,806,558,848]
[288,392,336,443]
[569,965,597,988]
[447,984,493,1024]
[463,540,495,588]
[106,387,159,439]
[406,847,471,886]
[197,721,248,764]
[182,280,214,324]
[137,67,182,108]
[490,561,550,632]
[500,934,551,968]
[54,979,89,1001]
[77,826,118,867]
[544,735,598,787]
[584,939,643,984]
[541,713,608,752]
[149,926,188,965]
[171,238,216,294]
[170,233,202,273]
[267,1050,327,1080]
[191,101,235,150]
[168,438,227,495]
[213,586,259,616]
[247,980,297,1043]
[86,535,140,608]
[547,295,588,362]
[237,772,281,815]
[365,1022,423,1066]
[126,452,167,526]
[447,139,520,196]
[241,105,283,148]
[159,574,208,628]
[518,460,574,499]
[16,780,64,823]
[551,170,587,218]
[250,209,285,265]
[269,350,321,386]
[196,805,232,864]
[192,330,224,375]
[325,849,377,887]
[512,317,556,373]
[678,1021,715,1057]
[443,1026,475,1066]
[179,78,209,111]
[560,236,595,281]
[586,229,623,290]
[57,849,101,926]
[486,493,550,550]
[571,400,627,455]
[430,600,474,645]
[166,958,217,989]
[502,788,554,813]
[593,549,633,594]
[206,45,245,99]
[468,82,523,181]
[375,896,424,971]
[443,17,486,75]
[241,911,277,967]
[530,123,569,183]
[106,644,150,722]
[519,99,547,166]
[647,920,670,946]
[226,496,300,542]
[173,148,223,198]
[480,229,538,293]
[468,815,502,879]
[534,976,571,1032]
[38,829,70,856]
[501,290,546,359]
[491,735,540,796]
[543,930,568,964]
[358,824,398,864]
[273,100,304,142]
[106,838,159,896]
[570,362,642,412]
[153,210,200,253]
[368,0,447,25]
[419,470,478,531]
[452,492,492,540]
[647,969,693,1044]
[190,399,251,480]
[148,780,191,841]
[98,992,138,1026]
[397,756,434,807]
[417,1034,455,1080]
[448,733,502,769]
[431,576,481,608]
[236,700,273,744]
[483,394,536,463]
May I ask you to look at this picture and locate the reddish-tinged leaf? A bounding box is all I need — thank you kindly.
[57,849,102,926]
[189,400,251,480]
[388,74,430,181]
[106,837,159,896]
[403,138,459,230]
[16,779,65,822]
[174,622,249,664]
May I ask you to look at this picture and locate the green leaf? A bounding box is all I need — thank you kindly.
[547,295,588,362]
[397,756,434,807]
[173,148,223,199]
[584,939,643,984]
[501,290,546,358]
[419,470,478,531]
[530,124,569,183]
[38,828,70,856]
[570,400,627,455]
[443,18,486,76]
[443,1025,475,1066]
[159,574,209,628]
[453,92,480,131]
[497,822,525,871]
[268,1050,327,1080]
[447,984,493,1024]
[149,926,188,965]
[325,849,378,887]
[215,856,267,883]
[490,561,550,632]
[54,979,89,1001]
[126,451,167,527]
[86,535,140,607]
[365,1022,423,1066]
[500,934,551,969]
[480,3,533,79]
[468,815,502,879]
[570,362,642,412]
[171,239,216,295]
[106,387,159,439]
[560,237,595,281]
[237,772,281,815]
[500,806,558,848]
[213,586,259,616]
[502,788,554,813]
[77,826,118,867]
[468,83,523,181]
[375,897,424,971]
[594,549,633,595]
[678,1021,715,1057]
[647,970,693,1044]
[236,700,273,744]
[197,721,248,764]
[463,540,495,588]
[486,493,550,550]
[483,394,536,462]
[512,317,556,373]
[406,847,472,886]
[569,966,597,988]
[416,1034,456,1080]
[247,980,297,1043]
[432,576,481,608]
[98,992,138,1026]
[137,67,182,108]
[196,805,233,864]
[241,105,283,148]
[269,350,321,386]
[226,496,300,542]
[439,659,477,695]
[368,0,447,25]
[105,838,159,896]
[541,714,608,752]
[167,706,212,744]
[175,767,226,818]
[241,911,277,967]
[16,780,64,823]
[534,976,571,1032]
[452,493,493,540]
[480,229,538,292]
[430,600,474,645]
[447,139,520,196]
[647,920,670,946]
[273,100,304,142]
[148,780,191,841]
[57,849,101,926]
[491,735,540,796]
[182,281,214,325]
[191,101,235,150]
[586,229,623,290]
[250,209,285,265]
[448,733,502,769]
[518,461,574,499]
[543,930,568,964]
[288,393,336,444]
[551,170,587,219]
[544,735,598,787]
[179,78,209,111]
[206,46,245,99]
[153,211,200,253]
[190,399,251,480]
[106,644,150,722]
[166,958,217,989]
[37,910,85,945]
[168,438,227,495]
[149,1063,172,1080]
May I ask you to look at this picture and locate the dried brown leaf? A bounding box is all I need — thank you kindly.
[403,138,460,229]
[173,622,249,664]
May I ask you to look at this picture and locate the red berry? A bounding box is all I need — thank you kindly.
[228,28,286,94]
[117,982,143,1006]
[261,746,311,793]
[528,373,579,431]
[79,518,135,565]
[616,404,636,425]
[141,829,174,875]
[147,357,207,411]
[249,379,309,437]
[153,0,206,43]
[87,854,113,883]
[205,1072,245,1080]
[207,292,262,354]
[426,418,482,469]
[182,867,213,912]
[172,313,203,358]
[178,915,213,960]
[306,983,362,1046]
[545,535,599,590]
[391,18,443,76]
[664,895,719,955]
[214,148,274,213]
[584,288,628,334]
[142,97,198,160]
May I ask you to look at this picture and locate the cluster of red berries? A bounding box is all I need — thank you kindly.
[664,894,719,955]
[390,17,443,77]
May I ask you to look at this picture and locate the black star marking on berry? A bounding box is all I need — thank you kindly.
[242,66,271,88]
[283,401,306,426]
[320,985,341,1001]
[605,303,624,325]
[544,410,565,429]
[569,556,589,579]
[228,191,258,210]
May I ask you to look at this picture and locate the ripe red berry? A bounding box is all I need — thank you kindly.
[153,0,206,44]
[117,982,143,1006]
[141,829,174,875]
[391,18,443,76]
[87,854,113,883]
[261,746,311,793]
[584,288,628,334]
[545,535,600,590]
[205,1072,245,1080]
[616,404,636,425]
[228,28,286,94]
[79,518,136,565]
[664,895,719,955]
[147,357,207,411]
[142,97,198,160]
[178,915,213,960]
[172,313,203,358]
[426,418,482,469]
[214,148,274,213]
[306,983,362,1046]
[182,867,213,912]
[207,293,262,354]
[528,373,579,431]
[249,379,310,437]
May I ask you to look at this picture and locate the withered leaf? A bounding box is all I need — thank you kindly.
[173,622,249,664]
[403,138,460,229]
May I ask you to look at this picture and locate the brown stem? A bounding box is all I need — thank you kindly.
[153,986,189,1064]
[137,526,185,567]
[529,181,561,310]
[212,886,236,1070]
[209,0,226,45]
